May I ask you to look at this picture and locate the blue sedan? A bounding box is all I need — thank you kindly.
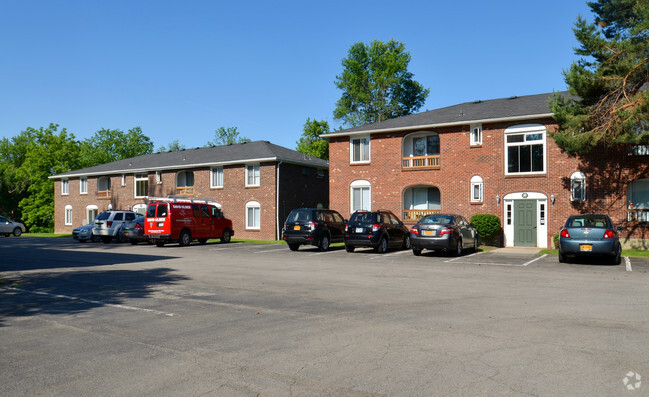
[558,214,622,265]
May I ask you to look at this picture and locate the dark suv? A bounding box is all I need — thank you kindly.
[282,208,347,251]
[344,210,410,253]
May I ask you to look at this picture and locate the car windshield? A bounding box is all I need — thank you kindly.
[419,215,454,225]
[567,216,609,228]
[96,212,110,220]
[287,210,313,223]
[350,212,376,224]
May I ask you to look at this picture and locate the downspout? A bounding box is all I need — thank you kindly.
[276,160,283,240]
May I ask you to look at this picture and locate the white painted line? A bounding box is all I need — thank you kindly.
[4,287,175,317]
[253,248,286,254]
[309,250,340,256]
[521,254,547,267]
[384,250,412,256]
[625,256,632,272]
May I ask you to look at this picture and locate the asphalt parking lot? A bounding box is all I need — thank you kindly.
[1,237,649,396]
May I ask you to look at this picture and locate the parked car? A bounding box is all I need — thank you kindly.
[344,210,410,253]
[145,199,234,247]
[0,215,25,237]
[72,223,101,242]
[119,216,149,245]
[282,208,347,251]
[409,214,478,256]
[558,214,623,265]
[93,210,137,243]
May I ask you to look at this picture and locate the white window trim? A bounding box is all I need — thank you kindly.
[570,171,586,202]
[470,175,483,202]
[79,177,88,195]
[504,124,547,176]
[156,171,162,184]
[350,180,371,213]
[121,174,126,186]
[245,201,261,230]
[65,205,73,225]
[61,179,69,195]
[245,164,260,187]
[470,124,483,146]
[350,135,371,164]
[211,167,224,188]
[134,173,148,198]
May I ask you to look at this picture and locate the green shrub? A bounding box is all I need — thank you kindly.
[470,214,502,239]
[553,233,560,248]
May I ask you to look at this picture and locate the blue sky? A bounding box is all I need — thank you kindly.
[1,1,592,152]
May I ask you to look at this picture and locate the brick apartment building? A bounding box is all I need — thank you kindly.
[50,141,329,240]
[324,92,649,249]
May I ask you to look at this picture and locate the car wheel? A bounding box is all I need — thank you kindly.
[288,243,300,251]
[611,245,622,265]
[179,230,191,247]
[375,237,388,254]
[101,236,112,244]
[402,235,411,250]
[318,234,330,251]
[345,243,355,253]
[130,239,138,245]
[198,239,207,245]
[92,235,101,243]
[412,248,422,256]
[472,238,478,252]
[221,229,232,244]
[155,241,165,247]
[453,238,463,256]
[12,228,22,237]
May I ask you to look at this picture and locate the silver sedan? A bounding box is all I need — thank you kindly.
[0,215,25,237]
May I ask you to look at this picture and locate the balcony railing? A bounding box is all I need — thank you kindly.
[96,190,111,199]
[403,209,442,221]
[402,155,441,169]
[176,186,194,196]
[627,209,649,222]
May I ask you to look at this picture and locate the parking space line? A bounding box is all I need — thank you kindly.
[626,257,632,272]
[309,250,340,256]
[384,250,413,257]
[521,254,547,267]
[4,287,175,317]
[253,248,287,254]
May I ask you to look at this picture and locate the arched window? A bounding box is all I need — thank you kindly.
[350,180,371,212]
[246,201,261,229]
[470,176,483,202]
[570,172,586,201]
[403,185,441,221]
[402,131,440,168]
[176,171,194,195]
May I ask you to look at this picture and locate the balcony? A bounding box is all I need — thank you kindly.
[176,186,194,196]
[402,155,441,169]
[403,209,441,221]
[627,209,649,222]
[96,190,112,200]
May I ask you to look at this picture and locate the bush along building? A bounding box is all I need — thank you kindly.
[50,141,329,240]
[323,92,649,249]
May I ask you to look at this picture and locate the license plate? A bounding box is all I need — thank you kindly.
[580,244,593,252]
[424,230,434,236]
[293,226,301,230]
[355,228,364,233]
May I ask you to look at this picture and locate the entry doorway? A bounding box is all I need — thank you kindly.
[502,193,549,248]
[514,200,536,247]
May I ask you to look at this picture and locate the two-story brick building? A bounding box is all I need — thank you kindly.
[324,92,649,249]
[50,141,329,240]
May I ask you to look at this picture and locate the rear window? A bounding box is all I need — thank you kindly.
[96,212,110,221]
[146,204,168,218]
[568,216,609,228]
[350,212,376,224]
[420,215,454,225]
[287,210,313,223]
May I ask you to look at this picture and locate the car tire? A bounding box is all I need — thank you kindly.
[558,250,566,263]
[453,238,463,256]
[12,228,22,237]
[412,248,422,256]
[318,234,330,251]
[375,237,388,254]
[101,236,112,244]
[288,243,300,251]
[611,245,622,265]
[221,229,232,244]
[91,234,101,243]
[402,235,411,250]
[345,244,355,253]
[472,238,478,252]
[155,241,165,247]
[179,230,191,247]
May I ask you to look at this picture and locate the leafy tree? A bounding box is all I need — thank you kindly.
[79,127,154,167]
[206,126,251,146]
[158,139,186,152]
[296,118,330,160]
[549,0,649,155]
[334,39,430,127]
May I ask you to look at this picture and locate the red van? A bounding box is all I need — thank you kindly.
[144,198,234,247]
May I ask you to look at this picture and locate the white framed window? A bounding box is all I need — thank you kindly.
[570,171,586,201]
[470,175,483,202]
[350,136,370,163]
[86,205,98,224]
[61,179,69,195]
[350,180,371,212]
[246,201,260,229]
[65,205,73,225]
[121,174,126,186]
[245,164,260,187]
[156,171,162,184]
[134,173,148,198]
[79,177,88,194]
[470,124,482,145]
[505,124,546,175]
[211,167,223,188]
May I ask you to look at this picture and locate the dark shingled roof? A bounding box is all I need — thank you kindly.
[52,140,328,178]
[324,91,566,136]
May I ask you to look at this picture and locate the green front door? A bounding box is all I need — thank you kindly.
[514,200,537,247]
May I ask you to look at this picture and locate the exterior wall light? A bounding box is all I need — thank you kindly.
[496,195,501,206]
[551,194,555,205]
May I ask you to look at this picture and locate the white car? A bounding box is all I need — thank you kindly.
[93,210,137,243]
[0,216,25,237]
